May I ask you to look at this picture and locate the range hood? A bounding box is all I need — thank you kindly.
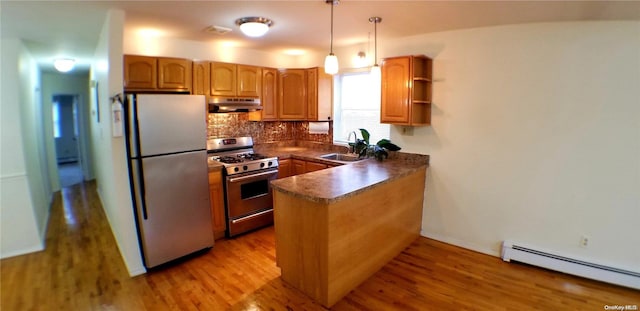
[208,97,262,112]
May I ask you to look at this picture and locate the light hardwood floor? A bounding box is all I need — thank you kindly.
[2,181,638,310]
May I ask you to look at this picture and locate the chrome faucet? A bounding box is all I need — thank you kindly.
[347,131,357,154]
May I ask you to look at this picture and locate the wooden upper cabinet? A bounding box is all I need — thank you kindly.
[192,61,210,96]
[278,69,307,120]
[381,55,432,126]
[211,62,236,96]
[210,63,261,98]
[157,57,192,90]
[124,55,192,91]
[262,68,278,120]
[307,67,333,121]
[307,68,318,121]
[381,56,411,124]
[248,67,277,121]
[124,55,157,90]
[237,65,261,97]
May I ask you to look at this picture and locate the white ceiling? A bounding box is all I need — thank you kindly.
[2,1,639,73]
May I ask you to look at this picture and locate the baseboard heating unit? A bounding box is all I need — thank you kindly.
[501,240,640,290]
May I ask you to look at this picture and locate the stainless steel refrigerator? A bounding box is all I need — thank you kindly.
[125,94,213,268]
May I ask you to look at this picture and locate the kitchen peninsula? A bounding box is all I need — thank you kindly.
[270,153,429,307]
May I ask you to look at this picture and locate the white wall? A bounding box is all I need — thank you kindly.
[91,9,145,276]
[123,32,324,69]
[41,72,93,189]
[341,21,640,272]
[121,21,640,274]
[0,38,49,258]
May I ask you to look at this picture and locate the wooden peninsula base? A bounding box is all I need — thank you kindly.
[273,167,427,307]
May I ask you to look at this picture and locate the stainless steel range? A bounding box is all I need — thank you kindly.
[207,137,278,237]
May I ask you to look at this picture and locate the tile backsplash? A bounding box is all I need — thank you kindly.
[207,113,333,144]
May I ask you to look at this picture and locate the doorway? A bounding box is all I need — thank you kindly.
[52,94,84,187]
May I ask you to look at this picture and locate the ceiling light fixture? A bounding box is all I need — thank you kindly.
[369,16,382,79]
[235,17,273,37]
[324,0,339,75]
[54,58,75,73]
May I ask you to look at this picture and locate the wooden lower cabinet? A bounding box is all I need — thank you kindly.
[305,161,328,173]
[208,170,226,240]
[289,158,332,175]
[278,159,292,179]
[274,168,426,307]
[292,159,306,175]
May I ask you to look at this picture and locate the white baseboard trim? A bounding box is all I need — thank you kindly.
[420,230,499,258]
[128,267,147,277]
[0,244,44,260]
[96,187,147,277]
[39,192,55,247]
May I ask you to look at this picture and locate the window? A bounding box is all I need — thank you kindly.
[333,71,390,145]
[52,101,61,138]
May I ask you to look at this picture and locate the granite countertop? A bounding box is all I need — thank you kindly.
[255,143,346,160]
[256,147,349,166]
[208,143,429,202]
[264,145,429,204]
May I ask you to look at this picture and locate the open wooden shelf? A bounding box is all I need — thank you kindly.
[381,55,433,126]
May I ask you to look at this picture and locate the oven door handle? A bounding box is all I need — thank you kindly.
[231,209,273,224]
[228,170,277,183]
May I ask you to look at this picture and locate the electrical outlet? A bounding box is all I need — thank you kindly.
[401,126,414,136]
[580,235,589,248]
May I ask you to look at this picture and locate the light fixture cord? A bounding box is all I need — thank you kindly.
[374,19,378,66]
[330,1,334,54]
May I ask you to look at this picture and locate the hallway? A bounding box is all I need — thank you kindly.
[0,181,138,309]
[58,162,83,188]
[1,182,638,310]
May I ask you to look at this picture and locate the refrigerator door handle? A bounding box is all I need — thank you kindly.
[133,159,149,220]
[127,94,140,158]
[128,94,148,219]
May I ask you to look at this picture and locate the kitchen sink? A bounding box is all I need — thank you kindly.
[319,153,362,162]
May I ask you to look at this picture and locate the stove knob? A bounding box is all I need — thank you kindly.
[268,161,273,166]
[243,165,248,171]
[234,167,239,172]
[260,163,265,168]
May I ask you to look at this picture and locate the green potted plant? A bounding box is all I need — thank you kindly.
[348,128,401,161]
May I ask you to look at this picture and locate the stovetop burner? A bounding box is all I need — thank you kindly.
[214,153,268,164]
[207,137,278,175]
[216,156,243,164]
[242,153,268,161]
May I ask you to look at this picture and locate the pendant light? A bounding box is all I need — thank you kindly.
[369,17,382,80]
[324,0,339,75]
